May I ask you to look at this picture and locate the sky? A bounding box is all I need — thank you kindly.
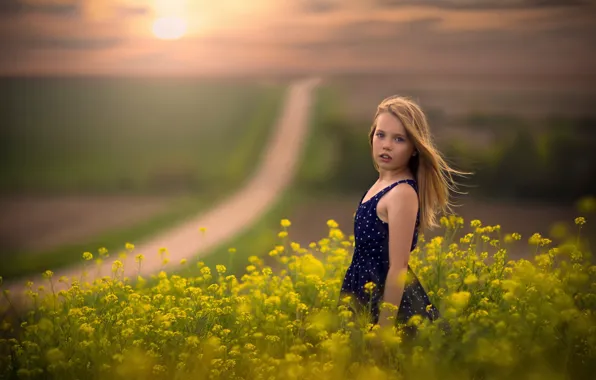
[1,0,595,77]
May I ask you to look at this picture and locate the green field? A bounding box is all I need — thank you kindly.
[0,77,285,195]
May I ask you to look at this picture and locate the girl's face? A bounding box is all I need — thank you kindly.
[372,112,417,171]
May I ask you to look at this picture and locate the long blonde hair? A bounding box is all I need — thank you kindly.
[369,95,469,230]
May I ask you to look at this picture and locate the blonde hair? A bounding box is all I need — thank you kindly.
[369,95,469,230]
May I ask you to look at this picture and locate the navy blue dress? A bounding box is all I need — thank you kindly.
[339,179,440,327]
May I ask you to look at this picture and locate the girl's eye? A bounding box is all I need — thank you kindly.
[395,137,404,142]
[376,132,383,138]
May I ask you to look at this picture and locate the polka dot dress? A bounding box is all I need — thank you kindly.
[339,179,440,326]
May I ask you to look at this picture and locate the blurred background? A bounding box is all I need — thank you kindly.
[1,0,595,279]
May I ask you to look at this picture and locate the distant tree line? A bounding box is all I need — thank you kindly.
[303,110,596,203]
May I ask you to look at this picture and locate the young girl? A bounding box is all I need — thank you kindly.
[339,94,465,330]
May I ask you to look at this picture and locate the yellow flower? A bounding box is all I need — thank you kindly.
[112,260,123,273]
[278,231,288,238]
[528,233,542,245]
[449,291,471,310]
[431,236,443,246]
[300,254,326,278]
[248,255,261,265]
[539,238,552,246]
[125,242,135,251]
[440,216,449,228]
[329,228,344,240]
[460,233,473,244]
[364,281,377,294]
[407,315,423,327]
[575,217,586,226]
[464,274,478,285]
[264,296,281,308]
[82,252,93,261]
[318,238,330,247]
[215,265,226,274]
[326,219,339,228]
[470,219,482,228]
[281,219,292,228]
[246,265,256,273]
[79,323,95,335]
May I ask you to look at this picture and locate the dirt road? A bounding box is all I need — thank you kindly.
[2,77,321,311]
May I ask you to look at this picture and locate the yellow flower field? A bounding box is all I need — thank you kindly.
[1,215,594,380]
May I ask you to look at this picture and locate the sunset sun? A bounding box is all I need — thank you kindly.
[152,17,187,40]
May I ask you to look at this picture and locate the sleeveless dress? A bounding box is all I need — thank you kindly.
[339,179,440,327]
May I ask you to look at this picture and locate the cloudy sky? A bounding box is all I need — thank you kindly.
[1,0,595,76]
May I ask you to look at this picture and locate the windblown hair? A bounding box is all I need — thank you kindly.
[369,95,469,230]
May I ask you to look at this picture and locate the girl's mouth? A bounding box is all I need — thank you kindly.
[379,153,392,162]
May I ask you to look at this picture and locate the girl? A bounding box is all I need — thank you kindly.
[339,94,466,331]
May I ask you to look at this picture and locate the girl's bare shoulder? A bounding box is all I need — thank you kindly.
[384,181,418,209]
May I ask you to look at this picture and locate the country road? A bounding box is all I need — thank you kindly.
[1,77,321,311]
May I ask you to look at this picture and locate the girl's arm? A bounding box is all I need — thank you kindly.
[378,184,419,327]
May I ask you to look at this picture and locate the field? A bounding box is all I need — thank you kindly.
[1,212,594,380]
[0,77,286,279]
[0,76,595,380]
[0,77,285,195]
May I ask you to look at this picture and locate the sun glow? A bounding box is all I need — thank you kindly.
[152,17,188,40]
[151,0,188,40]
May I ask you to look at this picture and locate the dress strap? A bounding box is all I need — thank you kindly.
[385,178,418,195]
[360,178,418,206]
